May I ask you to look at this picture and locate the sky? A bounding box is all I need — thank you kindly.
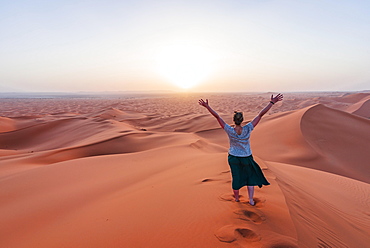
[1,0,369,93]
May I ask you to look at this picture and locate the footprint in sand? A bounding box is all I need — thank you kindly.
[233,209,266,224]
[220,170,230,174]
[200,177,230,184]
[201,178,218,183]
[200,178,226,184]
[215,225,261,243]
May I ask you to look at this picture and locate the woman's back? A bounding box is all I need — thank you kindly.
[224,122,254,157]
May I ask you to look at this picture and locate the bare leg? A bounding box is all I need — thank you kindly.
[233,190,240,202]
[247,186,255,205]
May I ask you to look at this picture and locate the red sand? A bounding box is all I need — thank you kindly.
[0,92,369,248]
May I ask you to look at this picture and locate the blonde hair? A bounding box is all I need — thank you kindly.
[233,111,243,125]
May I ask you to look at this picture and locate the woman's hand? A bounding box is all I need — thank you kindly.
[252,93,283,127]
[198,99,209,108]
[271,93,284,104]
[198,98,225,129]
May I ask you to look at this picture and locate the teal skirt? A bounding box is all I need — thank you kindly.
[228,154,270,190]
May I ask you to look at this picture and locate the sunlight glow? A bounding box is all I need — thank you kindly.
[155,43,215,89]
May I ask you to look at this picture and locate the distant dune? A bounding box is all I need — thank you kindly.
[0,92,369,248]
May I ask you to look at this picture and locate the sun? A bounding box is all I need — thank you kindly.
[155,43,215,89]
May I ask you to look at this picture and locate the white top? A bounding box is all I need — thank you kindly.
[224,122,254,157]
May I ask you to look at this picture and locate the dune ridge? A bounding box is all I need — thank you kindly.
[0,92,369,247]
[267,161,370,248]
[251,104,370,182]
[344,95,370,118]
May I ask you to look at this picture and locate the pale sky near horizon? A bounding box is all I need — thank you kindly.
[1,0,369,92]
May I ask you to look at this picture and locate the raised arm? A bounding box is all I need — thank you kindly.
[198,99,226,129]
[251,94,283,127]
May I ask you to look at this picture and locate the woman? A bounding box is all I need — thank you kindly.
[198,94,283,205]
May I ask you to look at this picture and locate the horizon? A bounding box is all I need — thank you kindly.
[0,89,368,97]
[1,0,370,92]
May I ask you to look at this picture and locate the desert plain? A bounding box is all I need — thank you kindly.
[0,91,369,248]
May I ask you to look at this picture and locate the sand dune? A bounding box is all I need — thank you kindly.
[336,92,369,103]
[0,117,16,132]
[0,92,369,248]
[252,104,370,183]
[267,161,370,248]
[301,104,370,182]
[344,95,370,118]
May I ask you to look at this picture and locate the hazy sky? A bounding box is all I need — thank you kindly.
[1,0,369,92]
